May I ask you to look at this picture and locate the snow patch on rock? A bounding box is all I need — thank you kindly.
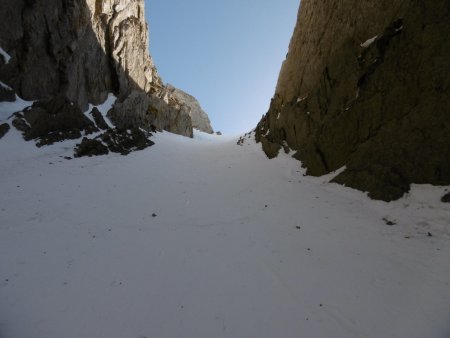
[0,46,11,64]
[360,35,378,48]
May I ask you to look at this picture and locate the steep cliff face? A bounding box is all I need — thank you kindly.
[256,0,450,201]
[87,0,163,101]
[0,0,199,145]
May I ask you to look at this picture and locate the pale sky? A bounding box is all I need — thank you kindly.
[146,0,300,134]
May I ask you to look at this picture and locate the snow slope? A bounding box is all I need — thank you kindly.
[0,127,449,338]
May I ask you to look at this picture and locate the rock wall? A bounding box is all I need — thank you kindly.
[0,0,200,140]
[166,85,214,134]
[1,0,113,110]
[256,0,450,201]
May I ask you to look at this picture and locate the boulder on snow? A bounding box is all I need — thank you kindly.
[441,193,450,203]
[12,115,30,133]
[74,138,109,158]
[0,123,10,139]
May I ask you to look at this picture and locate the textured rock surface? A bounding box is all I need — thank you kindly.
[167,85,214,133]
[99,127,154,155]
[256,0,450,201]
[74,138,109,157]
[0,0,162,110]
[87,0,164,101]
[0,0,203,145]
[0,82,15,102]
[108,91,193,138]
[13,96,97,147]
[74,127,153,157]
[1,0,111,110]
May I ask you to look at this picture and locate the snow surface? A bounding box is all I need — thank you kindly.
[0,96,33,121]
[0,47,11,64]
[0,126,449,338]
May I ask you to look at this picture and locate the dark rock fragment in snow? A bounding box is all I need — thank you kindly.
[90,107,110,130]
[74,127,154,158]
[0,123,10,139]
[74,138,109,158]
[12,115,30,133]
[100,127,154,155]
[383,218,396,226]
[441,193,450,203]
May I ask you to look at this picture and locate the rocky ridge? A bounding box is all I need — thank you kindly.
[256,0,450,201]
[0,0,207,155]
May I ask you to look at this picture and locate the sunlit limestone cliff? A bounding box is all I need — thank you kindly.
[0,0,212,154]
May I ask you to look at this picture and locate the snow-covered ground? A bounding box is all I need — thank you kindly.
[0,125,449,338]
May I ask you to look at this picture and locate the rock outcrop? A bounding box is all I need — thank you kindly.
[166,85,214,134]
[256,0,450,201]
[0,123,10,139]
[108,90,193,138]
[0,0,207,153]
[12,96,97,147]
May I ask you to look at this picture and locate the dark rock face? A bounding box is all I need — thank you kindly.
[0,0,112,109]
[0,84,15,102]
[0,123,10,139]
[13,96,97,147]
[256,0,450,201]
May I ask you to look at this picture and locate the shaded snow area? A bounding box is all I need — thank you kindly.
[0,96,33,121]
[0,127,449,338]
